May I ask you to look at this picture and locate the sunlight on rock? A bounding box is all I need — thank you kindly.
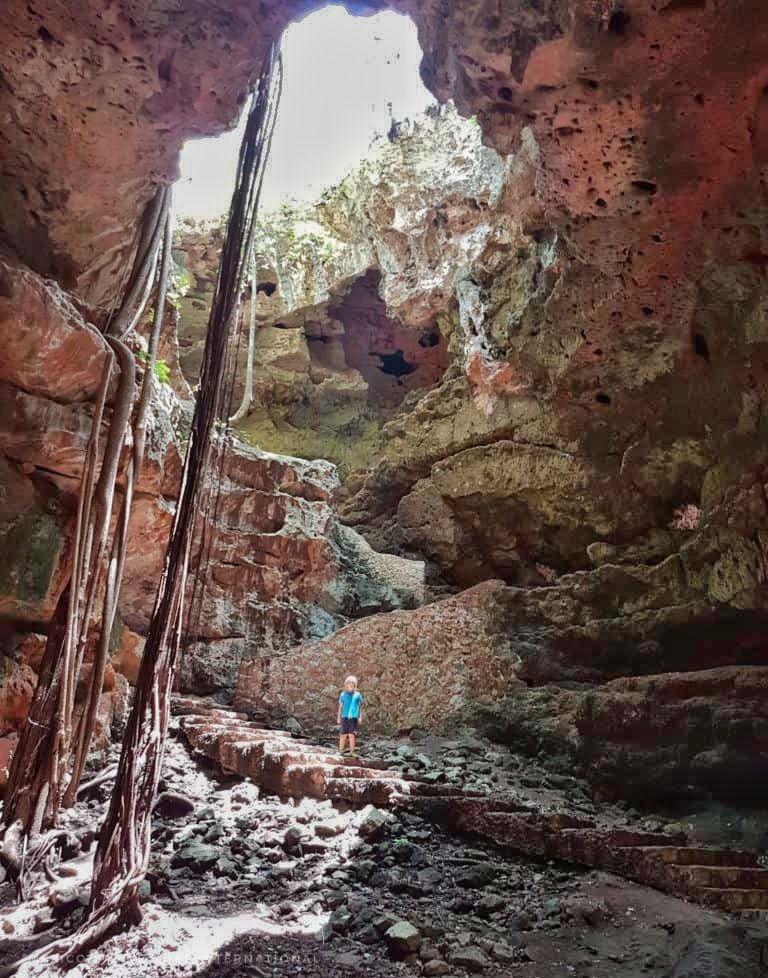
[2,0,768,974]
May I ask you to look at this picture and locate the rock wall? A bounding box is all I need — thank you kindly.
[236,566,768,803]
[172,105,499,473]
[2,0,768,806]
[352,0,768,593]
[0,252,425,779]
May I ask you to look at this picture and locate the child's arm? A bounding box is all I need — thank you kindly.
[336,695,342,724]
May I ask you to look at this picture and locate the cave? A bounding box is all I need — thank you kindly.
[1,0,768,974]
[376,349,415,377]
[332,269,449,409]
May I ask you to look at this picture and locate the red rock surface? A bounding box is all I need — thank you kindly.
[235,581,516,732]
[0,259,110,400]
[0,256,421,744]
[175,696,441,807]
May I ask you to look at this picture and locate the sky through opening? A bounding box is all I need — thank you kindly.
[174,6,434,219]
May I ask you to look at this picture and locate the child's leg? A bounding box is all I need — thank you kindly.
[348,732,356,754]
[339,732,346,752]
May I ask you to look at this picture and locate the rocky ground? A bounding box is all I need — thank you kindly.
[1,723,766,978]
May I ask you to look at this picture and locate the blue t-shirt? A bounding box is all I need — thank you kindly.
[339,690,363,719]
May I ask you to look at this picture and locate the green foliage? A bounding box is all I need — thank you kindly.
[153,359,171,384]
[237,405,384,478]
[135,349,171,384]
[168,262,192,308]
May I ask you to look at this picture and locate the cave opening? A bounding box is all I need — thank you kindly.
[332,269,449,409]
[377,349,416,378]
[172,8,450,477]
[175,5,434,220]
[5,0,768,972]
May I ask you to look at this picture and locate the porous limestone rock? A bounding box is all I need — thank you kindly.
[2,0,768,810]
[0,256,426,740]
[236,555,768,801]
[172,105,502,473]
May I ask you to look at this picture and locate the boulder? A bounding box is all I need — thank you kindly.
[170,842,221,871]
[358,805,390,841]
[384,920,421,957]
[154,792,196,819]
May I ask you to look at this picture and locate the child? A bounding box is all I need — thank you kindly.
[337,675,363,755]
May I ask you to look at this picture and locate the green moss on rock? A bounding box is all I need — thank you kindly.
[0,508,63,618]
[238,406,383,479]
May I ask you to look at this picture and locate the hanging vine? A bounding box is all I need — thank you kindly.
[2,42,284,972]
[64,207,175,810]
[228,264,257,424]
[0,188,171,883]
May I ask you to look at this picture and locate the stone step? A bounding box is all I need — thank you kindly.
[178,709,434,808]
[622,846,758,868]
[173,696,248,720]
[700,888,768,911]
[176,711,767,916]
[665,864,768,891]
[565,828,679,848]
[322,775,405,805]
[737,909,768,921]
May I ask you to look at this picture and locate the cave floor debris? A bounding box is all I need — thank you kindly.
[1,711,767,978]
[176,696,768,914]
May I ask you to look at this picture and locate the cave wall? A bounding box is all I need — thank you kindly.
[1,0,768,799]
[0,252,425,781]
[342,0,768,587]
[0,0,322,310]
[172,105,495,473]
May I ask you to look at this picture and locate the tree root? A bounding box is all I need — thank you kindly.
[76,765,118,799]
[2,190,168,842]
[1,43,282,977]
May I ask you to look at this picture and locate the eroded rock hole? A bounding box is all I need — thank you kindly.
[334,269,448,409]
[608,9,630,34]
[256,281,277,296]
[751,85,768,163]
[377,349,416,378]
[693,332,710,361]
[661,0,706,10]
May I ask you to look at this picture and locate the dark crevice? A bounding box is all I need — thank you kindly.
[377,349,416,378]
[36,25,56,45]
[607,9,630,34]
[692,332,710,362]
[631,179,658,195]
[661,0,706,11]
